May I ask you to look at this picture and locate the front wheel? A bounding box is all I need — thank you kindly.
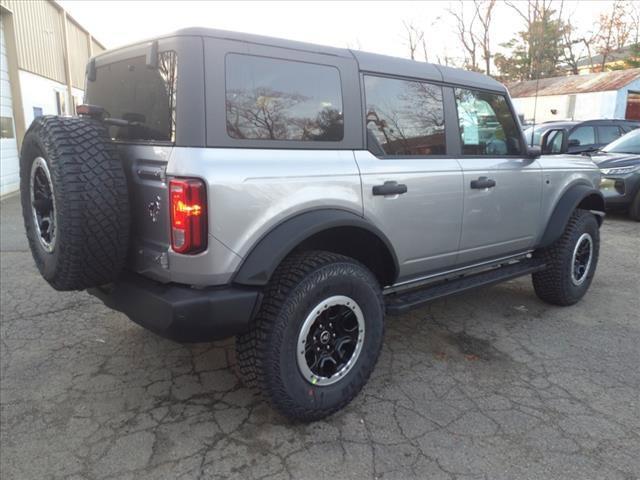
[532,209,600,306]
[236,251,384,422]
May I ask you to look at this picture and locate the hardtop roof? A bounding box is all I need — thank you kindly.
[95,27,507,93]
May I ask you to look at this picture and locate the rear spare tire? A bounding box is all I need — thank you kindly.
[19,116,130,291]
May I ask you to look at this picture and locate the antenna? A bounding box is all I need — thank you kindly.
[530,75,540,147]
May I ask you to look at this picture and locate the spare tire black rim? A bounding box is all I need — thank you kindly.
[30,157,57,253]
[297,295,365,386]
[571,232,593,286]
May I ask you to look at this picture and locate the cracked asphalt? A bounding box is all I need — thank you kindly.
[1,193,639,480]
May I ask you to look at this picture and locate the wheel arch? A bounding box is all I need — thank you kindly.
[538,183,604,249]
[232,209,399,287]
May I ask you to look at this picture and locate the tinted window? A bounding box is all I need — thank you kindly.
[86,52,178,142]
[568,126,595,146]
[547,130,564,153]
[597,125,621,144]
[455,89,522,155]
[364,75,446,155]
[225,54,343,141]
[603,129,640,154]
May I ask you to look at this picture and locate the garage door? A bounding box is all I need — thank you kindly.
[1,25,19,196]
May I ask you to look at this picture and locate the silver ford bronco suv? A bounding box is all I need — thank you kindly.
[20,28,604,422]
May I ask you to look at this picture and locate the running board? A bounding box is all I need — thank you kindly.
[385,259,546,315]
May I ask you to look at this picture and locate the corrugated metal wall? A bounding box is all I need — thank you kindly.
[0,0,105,87]
[67,19,89,88]
[91,39,105,55]
[2,0,66,83]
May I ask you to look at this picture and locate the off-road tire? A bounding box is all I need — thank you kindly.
[532,209,599,306]
[20,116,130,291]
[629,190,640,221]
[236,250,384,422]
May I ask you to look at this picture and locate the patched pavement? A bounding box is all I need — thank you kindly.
[1,193,639,480]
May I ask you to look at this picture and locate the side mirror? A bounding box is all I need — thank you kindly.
[526,145,541,159]
[568,138,580,147]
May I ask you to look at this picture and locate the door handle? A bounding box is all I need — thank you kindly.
[470,177,496,189]
[373,181,408,196]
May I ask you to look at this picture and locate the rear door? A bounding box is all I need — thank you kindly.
[355,75,464,281]
[453,88,542,264]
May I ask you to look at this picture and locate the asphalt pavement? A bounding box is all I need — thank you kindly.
[1,193,639,480]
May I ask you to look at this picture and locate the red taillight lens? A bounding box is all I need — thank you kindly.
[169,179,207,254]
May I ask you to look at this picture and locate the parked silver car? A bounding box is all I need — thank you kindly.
[19,28,604,421]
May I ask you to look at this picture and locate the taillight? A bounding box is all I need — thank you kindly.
[169,178,207,254]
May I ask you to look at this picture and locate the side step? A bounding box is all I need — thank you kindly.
[385,259,546,315]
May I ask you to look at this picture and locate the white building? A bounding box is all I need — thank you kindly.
[1,0,105,196]
[509,69,640,125]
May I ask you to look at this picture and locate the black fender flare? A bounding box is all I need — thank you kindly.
[233,209,399,286]
[538,183,604,248]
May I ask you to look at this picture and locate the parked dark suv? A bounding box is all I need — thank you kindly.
[524,119,640,154]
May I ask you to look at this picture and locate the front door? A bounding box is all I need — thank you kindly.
[453,88,542,264]
[355,75,464,283]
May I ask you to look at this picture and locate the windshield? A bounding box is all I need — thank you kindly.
[603,129,640,154]
[85,52,177,142]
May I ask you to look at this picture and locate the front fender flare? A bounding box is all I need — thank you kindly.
[538,183,604,248]
[232,209,399,287]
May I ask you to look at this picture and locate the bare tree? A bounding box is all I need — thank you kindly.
[403,21,425,61]
[593,1,632,71]
[448,1,481,71]
[473,0,496,75]
[558,1,586,75]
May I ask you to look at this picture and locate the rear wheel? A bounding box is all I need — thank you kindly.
[532,209,599,306]
[236,250,384,422]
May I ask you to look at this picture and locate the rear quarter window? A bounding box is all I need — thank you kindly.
[85,51,178,143]
[225,54,344,142]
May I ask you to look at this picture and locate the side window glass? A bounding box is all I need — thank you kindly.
[597,125,622,145]
[568,126,595,146]
[544,129,564,154]
[454,89,523,155]
[364,75,446,156]
[225,54,343,141]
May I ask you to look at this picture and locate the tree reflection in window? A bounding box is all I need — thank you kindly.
[365,75,446,156]
[226,54,344,141]
[158,51,178,143]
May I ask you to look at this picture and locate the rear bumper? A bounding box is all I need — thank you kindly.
[88,273,261,342]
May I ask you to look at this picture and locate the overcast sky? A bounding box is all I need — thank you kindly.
[59,0,619,66]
